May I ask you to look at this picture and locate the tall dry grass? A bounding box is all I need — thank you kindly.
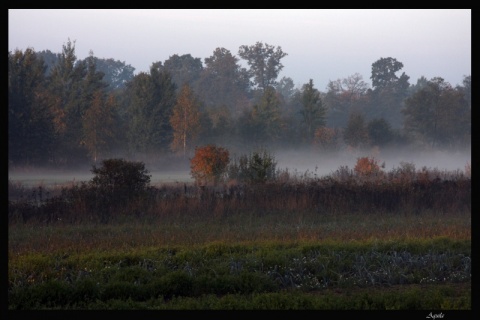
[8,163,471,252]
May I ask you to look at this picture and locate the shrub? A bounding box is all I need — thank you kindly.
[227,149,277,184]
[190,145,230,186]
[354,156,384,177]
[90,158,151,195]
[390,161,416,184]
[89,159,152,221]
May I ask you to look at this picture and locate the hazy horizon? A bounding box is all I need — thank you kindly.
[8,9,471,90]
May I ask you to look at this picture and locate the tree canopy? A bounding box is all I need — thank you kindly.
[7,40,471,168]
[238,41,287,91]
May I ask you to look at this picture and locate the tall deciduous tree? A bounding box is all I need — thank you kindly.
[79,51,111,163]
[458,75,471,110]
[82,91,117,163]
[170,84,202,158]
[249,86,282,144]
[402,77,470,148]
[314,127,341,151]
[324,73,369,128]
[238,41,287,91]
[8,48,55,165]
[299,79,326,143]
[159,54,203,90]
[197,47,250,115]
[368,57,410,129]
[367,118,393,148]
[370,57,404,90]
[125,66,177,155]
[202,105,235,146]
[78,56,135,91]
[275,76,297,103]
[47,38,91,164]
[125,72,155,154]
[150,65,178,151]
[343,112,369,148]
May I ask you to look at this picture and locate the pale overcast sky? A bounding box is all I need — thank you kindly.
[8,9,471,91]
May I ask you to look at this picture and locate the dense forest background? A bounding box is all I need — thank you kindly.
[8,39,471,170]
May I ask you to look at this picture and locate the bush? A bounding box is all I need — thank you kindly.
[227,149,277,184]
[190,145,230,186]
[89,159,152,222]
[354,156,384,177]
[90,158,151,195]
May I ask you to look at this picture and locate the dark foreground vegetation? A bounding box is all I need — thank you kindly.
[8,159,471,310]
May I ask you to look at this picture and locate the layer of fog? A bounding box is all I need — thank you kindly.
[274,147,471,179]
[8,147,471,187]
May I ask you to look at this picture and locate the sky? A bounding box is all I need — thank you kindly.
[8,9,471,91]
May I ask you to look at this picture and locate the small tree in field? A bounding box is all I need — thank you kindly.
[90,158,151,196]
[227,149,277,184]
[190,145,230,186]
[354,156,384,177]
[89,158,151,222]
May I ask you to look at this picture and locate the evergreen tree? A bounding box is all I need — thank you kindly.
[299,79,326,143]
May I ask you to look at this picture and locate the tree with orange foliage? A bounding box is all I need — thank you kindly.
[190,145,230,186]
[354,156,384,177]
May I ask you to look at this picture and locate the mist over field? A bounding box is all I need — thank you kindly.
[8,146,471,188]
[275,147,472,178]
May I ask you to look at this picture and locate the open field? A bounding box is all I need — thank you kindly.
[8,163,471,311]
[8,212,471,310]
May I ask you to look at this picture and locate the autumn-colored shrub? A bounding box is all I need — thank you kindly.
[190,145,230,186]
[354,156,383,177]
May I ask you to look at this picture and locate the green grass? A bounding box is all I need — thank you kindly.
[8,230,471,310]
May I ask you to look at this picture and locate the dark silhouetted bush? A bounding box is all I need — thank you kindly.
[89,159,152,222]
[90,158,151,195]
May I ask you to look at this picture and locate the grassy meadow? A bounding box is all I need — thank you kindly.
[8,162,471,310]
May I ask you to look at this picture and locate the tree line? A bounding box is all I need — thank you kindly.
[8,39,471,168]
